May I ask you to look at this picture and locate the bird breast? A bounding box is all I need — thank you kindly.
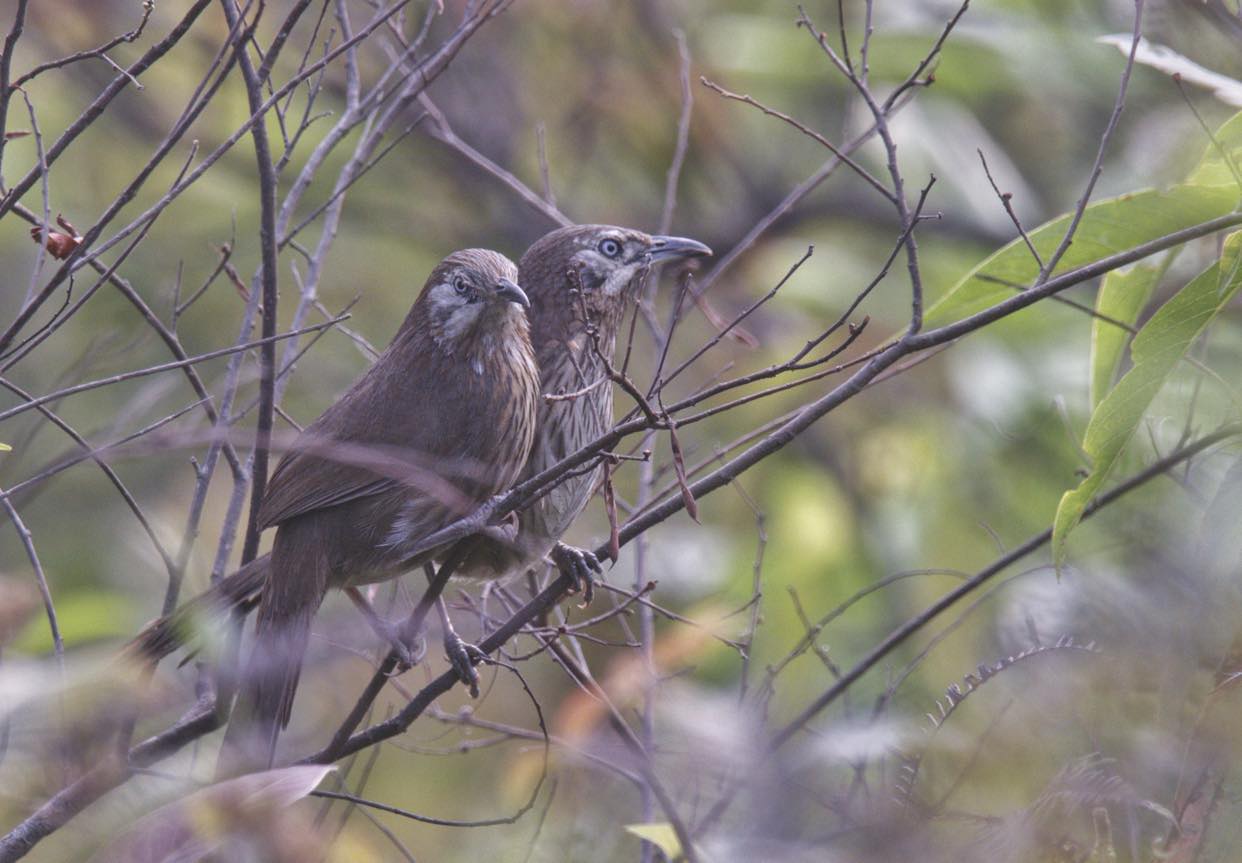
[525,337,615,542]
[376,322,538,572]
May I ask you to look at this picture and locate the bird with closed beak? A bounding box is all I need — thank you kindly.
[126,226,711,700]
[218,248,538,773]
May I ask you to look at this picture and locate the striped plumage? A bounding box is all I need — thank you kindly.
[125,227,710,671]
[220,248,537,771]
[454,225,712,585]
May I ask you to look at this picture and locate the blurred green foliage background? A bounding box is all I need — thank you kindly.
[2,1,1242,860]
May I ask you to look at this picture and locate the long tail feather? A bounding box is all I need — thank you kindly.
[121,554,271,665]
[218,520,328,775]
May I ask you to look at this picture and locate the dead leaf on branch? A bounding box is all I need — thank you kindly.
[668,421,699,522]
[29,214,83,260]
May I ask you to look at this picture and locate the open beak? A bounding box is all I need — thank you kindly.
[495,277,530,308]
[647,235,713,262]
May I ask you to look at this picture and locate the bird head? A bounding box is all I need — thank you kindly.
[520,224,712,329]
[414,248,530,353]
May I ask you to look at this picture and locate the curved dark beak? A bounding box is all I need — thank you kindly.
[647,235,713,262]
[495,277,530,308]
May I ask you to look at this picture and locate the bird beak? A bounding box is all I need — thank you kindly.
[647,235,713,262]
[494,277,530,308]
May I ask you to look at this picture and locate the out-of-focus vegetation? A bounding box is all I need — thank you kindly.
[2,1,1242,861]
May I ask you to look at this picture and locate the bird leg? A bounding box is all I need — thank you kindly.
[475,510,521,548]
[395,492,510,565]
[550,542,603,605]
[436,597,484,698]
[344,586,426,671]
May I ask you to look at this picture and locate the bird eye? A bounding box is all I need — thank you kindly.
[453,275,469,295]
[599,238,622,259]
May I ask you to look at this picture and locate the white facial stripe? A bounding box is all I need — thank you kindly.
[603,261,643,296]
[427,280,459,306]
[572,248,643,292]
[441,302,482,343]
[426,280,483,349]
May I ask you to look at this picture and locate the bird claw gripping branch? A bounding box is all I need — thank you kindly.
[444,631,486,698]
[550,541,603,606]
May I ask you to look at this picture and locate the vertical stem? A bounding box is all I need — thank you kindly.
[636,31,694,857]
[0,0,30,181]
[634,428,658,863]
[220,0,281,566]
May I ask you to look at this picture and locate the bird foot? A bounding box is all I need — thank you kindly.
[477,511,521,547]
[444,631,485,698]
[385,626,427,674]
[345,586,427,672]
[550,542,602,605]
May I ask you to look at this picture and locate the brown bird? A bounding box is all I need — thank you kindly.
[446,225,712,598]
[218,248,538,771]
[126,226,710,682]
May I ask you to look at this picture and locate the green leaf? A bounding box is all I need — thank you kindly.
[1053,231,1242,569]
[625,823,683,860]
[1088,253,1173,409]
[1186,109,1242,188]
[925,185,1239,327]
[0,442,10,451]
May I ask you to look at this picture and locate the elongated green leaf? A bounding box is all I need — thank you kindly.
[1053,232,1242,569]
[1088,253,1173,409]
[932,111,1242,328]
[625,823,683,860]
[925,185,1239,326]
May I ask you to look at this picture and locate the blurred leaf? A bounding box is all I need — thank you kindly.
[869,33,1014,101]
[1085,808,1116,863]
[973,754,1168,860]
[1097,36,1242,106]
[699,14,826,80]
[91,765,336,863]
[12,590,132,652]
[926,184,1239,326]
[0,577,39,647]
[558,603,728,743]
[0,442,10,451]
[625,823,683,860]
[1165,773,1222,863]
[1186,108,1242,188]
[1088,253,1172,408]
[1200,454,1242,584]
[1053,231,1242,569]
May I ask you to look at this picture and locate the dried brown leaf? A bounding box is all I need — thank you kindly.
[668,423,698,522]
[602,460,620,562]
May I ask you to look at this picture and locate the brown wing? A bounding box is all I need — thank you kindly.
[257,455,393,531]
[256,337,530,533]
[257,346,430,531]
